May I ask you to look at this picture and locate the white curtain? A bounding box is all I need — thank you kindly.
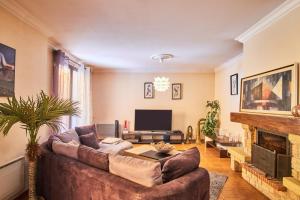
[71,65,92,128]
[56,55,71,131]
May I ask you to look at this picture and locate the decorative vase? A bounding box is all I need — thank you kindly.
[292,105,300,117]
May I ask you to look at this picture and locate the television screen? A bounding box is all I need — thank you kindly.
[135,109,172,131]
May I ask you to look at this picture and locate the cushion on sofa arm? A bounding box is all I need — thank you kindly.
[79,132,100,149]
[56,129,80,144]
[75,124,96,136]
[162,147,200,182]
[52,140,79,159]
[109,154,163,187]
[78,145,109,171]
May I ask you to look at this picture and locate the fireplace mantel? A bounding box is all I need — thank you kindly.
[230,112,300,136]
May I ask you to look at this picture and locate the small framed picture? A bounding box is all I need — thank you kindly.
[172,83,182,100]
[144,82,154,99]
[230,74,238,95]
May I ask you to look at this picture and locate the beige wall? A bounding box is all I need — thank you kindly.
[0,5,51,172]
[215,6,300,140]
[214,55,244,138]
[92,72,215,135]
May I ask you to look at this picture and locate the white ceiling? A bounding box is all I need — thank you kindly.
[14,0,284,72]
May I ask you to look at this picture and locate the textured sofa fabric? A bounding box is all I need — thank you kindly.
[37,143,210,200]
[162,147,200,182]
[52,140,79,159]
[78,145,109,171]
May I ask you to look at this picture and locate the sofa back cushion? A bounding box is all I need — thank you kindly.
[79,132,100,149]
[52,140,79,159]
[109,155,162,187]
[78,145,109,171]
[75,124,96,136]
[162,147,200,182]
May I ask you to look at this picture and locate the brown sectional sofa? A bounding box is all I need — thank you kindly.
[37,143,210,200]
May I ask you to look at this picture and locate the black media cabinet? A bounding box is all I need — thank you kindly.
[122,131,184,144]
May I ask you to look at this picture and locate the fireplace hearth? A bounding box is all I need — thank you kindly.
[229,112,300,200]
[252,130,291,179]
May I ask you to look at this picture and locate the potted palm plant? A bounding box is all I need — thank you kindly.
[199,100,220,141]
[0,91,79,200]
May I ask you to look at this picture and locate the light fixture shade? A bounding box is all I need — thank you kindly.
[154,77,170,92]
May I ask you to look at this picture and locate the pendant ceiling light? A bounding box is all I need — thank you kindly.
[151,54,174,92]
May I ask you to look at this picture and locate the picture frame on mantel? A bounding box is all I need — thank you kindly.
[230,73,238,95]
[172,83,182,100]
[144,82,154,99]
[240,64,299,115]
[0,43,16,97]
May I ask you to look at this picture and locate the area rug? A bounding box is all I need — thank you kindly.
[209,172,228,200]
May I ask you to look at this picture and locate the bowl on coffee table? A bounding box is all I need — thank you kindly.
[152,141,175,154]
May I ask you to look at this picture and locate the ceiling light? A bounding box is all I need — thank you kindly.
[154,77,170,92]
[151,54,174,63]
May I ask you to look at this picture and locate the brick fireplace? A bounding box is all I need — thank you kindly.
[228,112,300,200]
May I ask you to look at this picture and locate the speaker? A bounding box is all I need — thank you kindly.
[115,120,119,138]
[277,154,291,179]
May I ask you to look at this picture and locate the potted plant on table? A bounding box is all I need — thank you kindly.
[198,100,220,143]
[0,91,79,200]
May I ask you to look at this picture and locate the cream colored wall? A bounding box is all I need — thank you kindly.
[0,6,51,166]
[92,72,215,136]
[214,55,244,138]
[215,6,300,140]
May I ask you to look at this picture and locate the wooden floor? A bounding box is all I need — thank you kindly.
[16,143,269,200]
[175,143,269,200]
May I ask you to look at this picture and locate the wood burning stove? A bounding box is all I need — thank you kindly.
[252,129,291,179]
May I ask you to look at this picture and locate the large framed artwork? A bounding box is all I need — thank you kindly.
[144,82,154,99]
[240,64,298,115]
[0,43,16,96]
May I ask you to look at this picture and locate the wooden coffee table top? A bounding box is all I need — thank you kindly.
[123,145,181,162]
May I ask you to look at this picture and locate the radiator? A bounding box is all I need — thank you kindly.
[0,156,26,200]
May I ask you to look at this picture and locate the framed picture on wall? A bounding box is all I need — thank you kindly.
[230,73,238,95]
[172,83,182,100]
[144,82,154,99]
[0,43,16,97]
[240,64,299,115]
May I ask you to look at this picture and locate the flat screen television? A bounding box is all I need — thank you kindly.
[135,109,172,131]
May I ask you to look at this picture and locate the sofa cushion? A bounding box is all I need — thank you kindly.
[78,145,109,171]
[109,154,162,187]
[75,124,96,136]
[47,135,62,151]
[52,140,79,159]
[162,147,200,182]
[79,132,100,149]
[56,129,80,144]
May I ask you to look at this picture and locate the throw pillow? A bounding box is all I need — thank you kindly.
[75,124,96,136]
[52,140,79,159]
[78,145,109,171]
[161,147,200,182]
[56,129,80,144]
[109,154,162,187]
[79,132,100,149]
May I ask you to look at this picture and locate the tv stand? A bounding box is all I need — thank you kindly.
[122,130,184,144]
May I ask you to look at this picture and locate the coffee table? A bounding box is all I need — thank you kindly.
[122,145,181,162]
